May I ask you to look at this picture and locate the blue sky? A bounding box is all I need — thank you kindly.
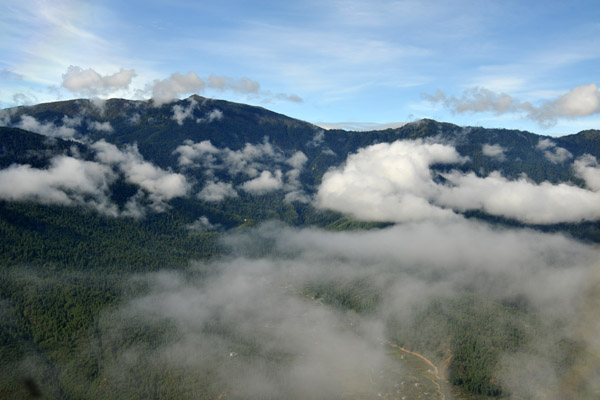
[1,0,599,135]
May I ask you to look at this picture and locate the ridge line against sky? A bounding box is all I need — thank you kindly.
[1,0,599,136]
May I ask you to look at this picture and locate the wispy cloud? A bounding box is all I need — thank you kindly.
[424,84,600,127]
[148,72,302,106]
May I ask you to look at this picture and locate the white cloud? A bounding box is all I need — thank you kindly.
[438,171,600,224]
[93,140,190,210]
[315,140,466,222]
[424,87,529,115]
[61,66,135,96]
[171,99,224,126]
[198,181,238,202]
[482,143,506,160]
[148,71,300,106]
[186,216,221,232]
[286,151,308,170]
[172,98,199,126]
[0,155,117,215]
[88,120,114,133]
[316,139,600,224]
[150,72,206,106]
[17,115,82,138]
[105,219,599,398]
[207,74,260,93]
[316,121,407,131]
[536,138,573,163]
[307,130,325,147]
[531,83,600,122]
[425,83,600,127]
[197,109,223,123]
[574,154,600,191]
[241,170,283,194]
[174,139,220,167]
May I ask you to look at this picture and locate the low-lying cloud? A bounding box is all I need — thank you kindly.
[98,220,600,398]
[0,136,191,216]
[536,138,573,163]
[316,139,600,224]
[93,140,190,211]
[425,83,600,127]
[0,155,118,215]
[171,98,224,125]
[17,115,82,139]
[174,138,309,200]
[482,143,506,160]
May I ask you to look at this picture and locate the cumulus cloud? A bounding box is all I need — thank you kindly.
[316,139,600,224]
[315,140,466,222]
[93,140,190,210]
[530,83,600,123]
[0,155,117,215]
[482,143,506,160]
[241,170,283,194]
[198,180,238,202]
[425,84,600,127]
[17,115,82,138]
[61,65,135,96]
[536,138,573,163]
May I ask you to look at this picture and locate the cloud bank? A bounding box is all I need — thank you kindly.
[316,139,600,224]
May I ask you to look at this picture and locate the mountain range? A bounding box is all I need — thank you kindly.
[1,96,600,399]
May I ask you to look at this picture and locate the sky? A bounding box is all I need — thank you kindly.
[1,0,600,136]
